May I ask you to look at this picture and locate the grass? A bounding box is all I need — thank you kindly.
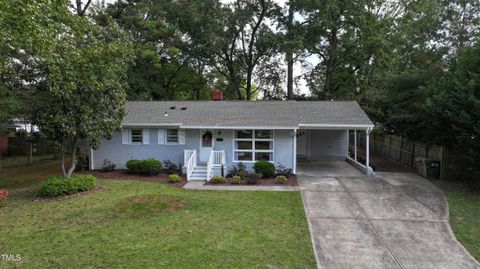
[0,154,56,169]
[432,180,480,261]
[0,159,316,268]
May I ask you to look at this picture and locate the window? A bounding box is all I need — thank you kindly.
[234,130,273,162]
[131,129,143,144]
[166,129,179,144]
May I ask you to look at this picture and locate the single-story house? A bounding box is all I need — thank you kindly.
[90,101,374,180]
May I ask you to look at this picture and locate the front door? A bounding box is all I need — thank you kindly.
[199,130,214,162]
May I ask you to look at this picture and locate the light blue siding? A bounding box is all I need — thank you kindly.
[308,130,348,160]
[93,129,198,169]
[92,128,296,173]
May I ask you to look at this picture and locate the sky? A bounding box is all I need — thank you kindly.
[95,0,315,95]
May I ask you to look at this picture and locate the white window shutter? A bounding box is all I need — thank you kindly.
[178,129,185,145]
[158,129,165,144]
[143,129,149,144]
[122,129,129,144]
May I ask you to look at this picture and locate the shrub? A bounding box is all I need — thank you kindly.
[245,173,261,185]
[168,174,182,183]
[76,155,89,171]
[228,162,247,178]
[253,160,275,178]
[37,174,96,197]
[164,160,181,174]
[126,158,163,175]
[101,159,116,172]
[210,176,226,184]
[276,164,293,177]
[231,175,242,184]
[275,175,287,184]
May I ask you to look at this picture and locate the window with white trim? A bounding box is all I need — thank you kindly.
[234,130,273,162]
[166,129,179,144]
[130,129,143,144]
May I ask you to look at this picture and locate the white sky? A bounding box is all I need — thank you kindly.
[97,0,315,95]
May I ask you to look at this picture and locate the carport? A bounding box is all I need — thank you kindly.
[294,124,373,175]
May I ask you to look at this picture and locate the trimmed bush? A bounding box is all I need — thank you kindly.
[37,174,97,197]
[253,160,275,178]
[210,176,226,184]
[231,175,242,184]
[126,158,163,175]
[245,173,261,185]
[168,174,182,183]
[275,175,287,184]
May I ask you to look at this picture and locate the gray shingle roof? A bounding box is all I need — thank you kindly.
[123,101,373,128]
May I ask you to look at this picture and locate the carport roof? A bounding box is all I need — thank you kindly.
[123,101,374,129]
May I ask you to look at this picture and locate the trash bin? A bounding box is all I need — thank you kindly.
[415,157,427,177]
[427,161,441,179]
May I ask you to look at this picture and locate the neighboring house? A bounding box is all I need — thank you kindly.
[0,118,38,134]
[90,101,374,180]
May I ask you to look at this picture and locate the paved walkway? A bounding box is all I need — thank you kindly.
[298,164,480,269]
[183,181,298,191]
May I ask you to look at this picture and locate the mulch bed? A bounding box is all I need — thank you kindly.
[205,175,298,186]
[84,170,188,187]
[32,186,104,201]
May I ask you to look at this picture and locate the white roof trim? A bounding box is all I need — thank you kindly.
[122,123,182,127]
[298,123,374,130]
[122,123,374,130]
[180,125,298,130]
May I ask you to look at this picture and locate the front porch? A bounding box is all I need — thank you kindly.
[184,149,225,181]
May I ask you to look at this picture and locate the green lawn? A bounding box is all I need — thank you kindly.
[433,180,480,261]
[0,154,56,169]
[0,160,316,268]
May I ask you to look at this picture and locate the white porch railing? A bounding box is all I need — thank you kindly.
[213,150,225,166]
[206,150,226,181]
[206,151,214,180]
[185,149,196,181]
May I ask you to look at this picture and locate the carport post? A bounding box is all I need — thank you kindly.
[293,129,297,174]
[366,129,370,174]
[354,130,357,161]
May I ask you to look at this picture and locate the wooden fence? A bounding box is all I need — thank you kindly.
[356,133,448,179]
[7,136,56,156]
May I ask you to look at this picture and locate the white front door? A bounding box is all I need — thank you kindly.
[199,130,214,162]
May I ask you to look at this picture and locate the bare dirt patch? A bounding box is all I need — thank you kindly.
[85,170,188,187]
[112,195,187,218]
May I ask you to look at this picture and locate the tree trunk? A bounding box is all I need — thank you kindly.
[323,28,338,100]
[286,52,294,99]
[246,71,253,100]
[27,142,32,164]
[286,1,294,99]
[61,150,67,177]
[66,140,78,178]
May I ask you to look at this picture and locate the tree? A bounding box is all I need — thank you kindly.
[101,0,215,101]
[235,0,281,100]
[421,41,480,163]
[0,0,133,177]
[278,0,305,99]
[300,0,386,100]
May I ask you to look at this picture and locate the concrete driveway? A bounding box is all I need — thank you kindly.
[298,161,480,269]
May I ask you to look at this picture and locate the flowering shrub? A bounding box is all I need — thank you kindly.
[0,189,8,203]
